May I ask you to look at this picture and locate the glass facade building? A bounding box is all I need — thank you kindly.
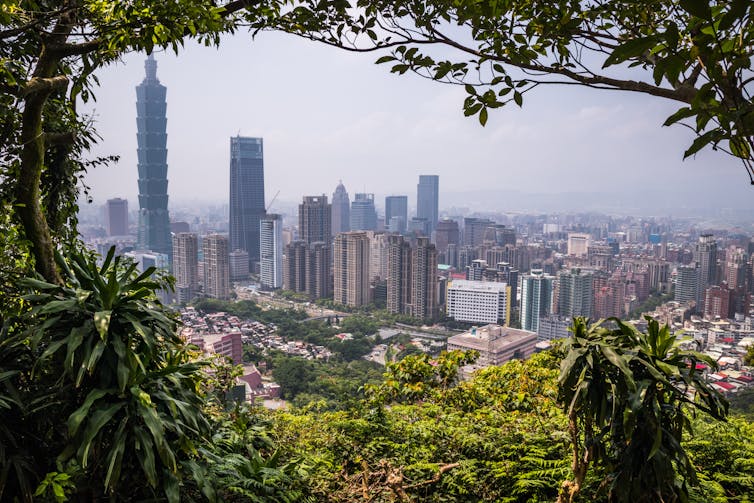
[385,195,408,233]
[350,193,377,231]
[229,136,266,264]
[135,55,172,260]
[416,175,439,234]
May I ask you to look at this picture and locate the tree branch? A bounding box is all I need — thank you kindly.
[21,75,69,98]
[47,39,101,56]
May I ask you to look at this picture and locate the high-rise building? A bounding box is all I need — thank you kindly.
[229,249,250,280]
[203,234,229,300]
[410,236,438,320]
[704,284,731,320]
[350,193,377,231]
[172,232,199,303]
[675,264,699,305]
[385,196,408,233]
[333,232,371,307]
[283,241,307,293]
[386,234,412,314]
[446,280,510,325]
[694,234,718,311]
[105,198,129,236]
[521,269,554,333]
[416,175,439,234]
[331,181,350,234]
[368,231,389,281]
[135,55,172,259]
[463,217,494,247]
[299,195,331,244]
[260,214,283,289]
[229,136,266,265]
[567,233,591,257]
[483,224,516,247]
[435,219,460,256]
[305,241,332,299]
[557,268,594,318]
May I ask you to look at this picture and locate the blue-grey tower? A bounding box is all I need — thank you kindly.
[135,55,172,260]
[229,136,266,265]
[416,175,439,234]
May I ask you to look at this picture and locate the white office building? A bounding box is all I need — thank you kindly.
[446,280,510,325]
[260,214,283,289]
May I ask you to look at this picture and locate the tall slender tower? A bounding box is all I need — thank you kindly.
[331,181,350,234]
[692,234,718,313]
[260,214,283,289]
[229,136,266,266]
[521,269,554,333]
[299,195,331,244]
[410,236,438,320]
[203,234,230,300]
[135,55,172,260]
[333,232,371,307]
[172,232,199,303]
[416,175,439,234]
[386,234,412,314]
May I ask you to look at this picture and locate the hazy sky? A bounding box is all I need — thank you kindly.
[81,30,753,211]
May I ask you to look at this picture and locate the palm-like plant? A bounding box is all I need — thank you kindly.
[558,317,728,503]
[14,247,209,501]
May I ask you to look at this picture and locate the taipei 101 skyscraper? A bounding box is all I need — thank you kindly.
[135,54,172,261]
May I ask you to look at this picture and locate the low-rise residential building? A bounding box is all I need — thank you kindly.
[447,324,537,367]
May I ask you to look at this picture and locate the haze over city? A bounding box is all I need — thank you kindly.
[81,31,753,216]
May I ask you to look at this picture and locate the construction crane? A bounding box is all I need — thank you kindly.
[266,190,280,212]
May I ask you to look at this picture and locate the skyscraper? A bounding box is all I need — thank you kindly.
[299,195,331,244]
[463,217,494,247]
[172,232,199,303]
[135,55,172,259]
[557,268,594,318]
[203,234,229,300]
[695,234,718,305]
[675,265,699,305]
[386,234,412,314]
[333,232,371,307]
[350,193,377,231]
[105,198,129,236]
[331,181,350,234]
[521,269,554,333]
[385,195,408,233]
[435,218,460,256]
[283,241,307,293]
[260,214,283,289]
[416,175,439,234]
[410,236,438,320]
[229,136,266,265]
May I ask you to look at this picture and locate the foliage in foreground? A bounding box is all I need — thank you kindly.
[0,248,303,502]
[559,317,729,502]
[271,331,753,502]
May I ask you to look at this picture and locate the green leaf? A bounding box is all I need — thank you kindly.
[68,389,110,436]
[94,310,111,339]
[77,402,125,467]
[729,137,751,159]
[679,0,712,19]
[683,130,722,158]
[513,91,522,107]
[479,107,488,126]
[375,55,394,64]
[603,37,658,68]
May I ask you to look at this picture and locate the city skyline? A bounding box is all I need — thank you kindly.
[79,33,754,213]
